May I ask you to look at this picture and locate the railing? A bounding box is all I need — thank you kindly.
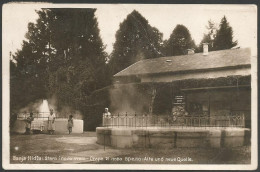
[14,112,67,120]
[102,113,245,128]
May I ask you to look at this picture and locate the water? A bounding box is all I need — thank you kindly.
[38,99,50,119]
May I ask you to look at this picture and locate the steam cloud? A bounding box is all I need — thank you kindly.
[18,99,43,113]
[17,94,83,120]
[47,94,83,119]
[109,84,151,116]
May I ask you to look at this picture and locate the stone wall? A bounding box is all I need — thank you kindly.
[11,119,84,134]
[96,127,250,148]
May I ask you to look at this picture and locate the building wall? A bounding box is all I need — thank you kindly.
[140,67,251,83]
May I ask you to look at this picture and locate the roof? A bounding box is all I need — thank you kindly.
[114,48,251,77]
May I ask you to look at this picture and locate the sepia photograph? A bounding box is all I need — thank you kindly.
[2,3,257,170]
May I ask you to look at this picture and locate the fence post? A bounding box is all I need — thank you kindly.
[242,113,245,127]
[102,114,104,127]
[135,112,136,128]
[228,115,231,128]
[168,115,170,128]
[153,115,155,127]
[125,112,127,128]
[118,113,119,128]
[142,114,144,128]
[205,116,207,129]
[199,115,201,127]
[111,114,113,128]
[156,115,158,127]
[181,116,184,129]
[145,114,147,128]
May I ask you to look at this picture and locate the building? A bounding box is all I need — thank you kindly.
[113,45,251,128]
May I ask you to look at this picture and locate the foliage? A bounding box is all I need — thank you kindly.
[10,43,48,111]
[197,20,217,52]
[11,9,110,114]
[109,10,164,75]
[46,9,110,112]
[163,24,196,56]
[11,9,57,111]
[198,16,237,52]
[214,16,238,50]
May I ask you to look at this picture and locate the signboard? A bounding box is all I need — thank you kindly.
[174,95,185,105]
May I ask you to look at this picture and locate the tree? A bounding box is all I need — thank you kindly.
[163,24,196,56]
[11,8,109,113]
[214,16,237,50]
[198,20,217,52]
[44,8,109,110]
[109,10,163,75]
[11,41,48,111]
[11,9,57,111]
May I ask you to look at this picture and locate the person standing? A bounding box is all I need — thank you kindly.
[103,108,111,126]
[103,108,111,117]
[25,112,34,134]
[48,109,55,134]
[67,115,74,134]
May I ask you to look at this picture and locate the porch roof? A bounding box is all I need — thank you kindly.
[181,85,251,92]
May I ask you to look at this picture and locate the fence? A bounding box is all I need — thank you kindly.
[15,112,66,120]
[102,113,245,128]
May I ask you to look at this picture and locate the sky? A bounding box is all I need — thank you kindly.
[2,3,257,59]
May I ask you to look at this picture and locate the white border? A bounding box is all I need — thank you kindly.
[2,3,258,170]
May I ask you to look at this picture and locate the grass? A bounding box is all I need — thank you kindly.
[10,132,251,164]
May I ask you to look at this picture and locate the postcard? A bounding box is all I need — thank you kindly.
[2,2,258,170]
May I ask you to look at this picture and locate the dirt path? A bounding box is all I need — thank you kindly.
[54,136,124,163]
[10,132,251,164]
[10,132,126,164]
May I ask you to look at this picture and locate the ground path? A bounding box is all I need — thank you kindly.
[10,132,251,164]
